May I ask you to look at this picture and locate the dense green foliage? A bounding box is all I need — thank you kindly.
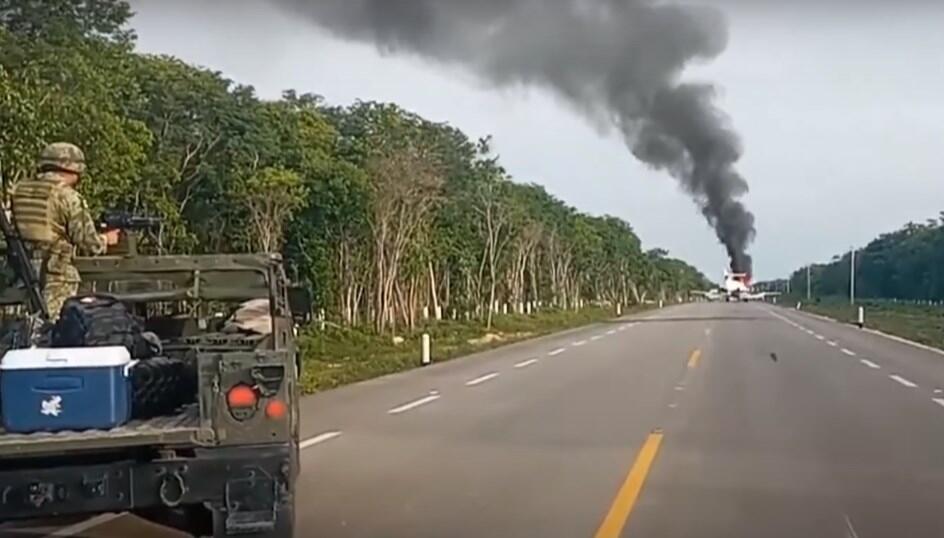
[785,215,944,301]
[1,1,709,333]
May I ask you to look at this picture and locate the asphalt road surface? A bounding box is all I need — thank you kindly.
[10,302,944,537]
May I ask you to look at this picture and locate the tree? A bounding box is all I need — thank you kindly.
[469,177,515,328]
[0,0,135,44]
[239,167,308,253]
[0,3,713,335]
[788,215,944,301]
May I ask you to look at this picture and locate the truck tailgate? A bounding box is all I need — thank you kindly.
[0,405,202,458]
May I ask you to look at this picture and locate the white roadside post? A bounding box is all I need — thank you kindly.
[857,306,865,329]
[421,334,431,366]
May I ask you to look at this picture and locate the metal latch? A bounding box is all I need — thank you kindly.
[27,482,55,508]
[82,474,108,498]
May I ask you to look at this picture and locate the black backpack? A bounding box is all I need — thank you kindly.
[52,295,158,358]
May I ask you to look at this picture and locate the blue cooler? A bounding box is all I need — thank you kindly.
[1,346,133,433]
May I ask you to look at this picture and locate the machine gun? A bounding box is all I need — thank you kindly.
[99,211,162,233]
[98,210,163,256]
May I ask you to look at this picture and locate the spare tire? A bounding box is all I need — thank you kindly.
[52,294,159,358]
[131,357,197,419]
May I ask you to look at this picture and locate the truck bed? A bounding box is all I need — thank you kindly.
[0,405,202,458]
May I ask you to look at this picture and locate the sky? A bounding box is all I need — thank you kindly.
[127,1,944,281]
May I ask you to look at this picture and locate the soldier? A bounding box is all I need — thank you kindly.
[10,143,119,320]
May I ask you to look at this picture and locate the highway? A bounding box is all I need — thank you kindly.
[10,302,944,537]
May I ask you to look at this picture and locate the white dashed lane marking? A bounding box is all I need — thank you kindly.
[889,374,918,388]
[548,348,566,356]
[514,358,539,369]
[841,348,856,356]
[466,373,500,387]
[859,359,881,369]
[300,431,342,449]
[388,393,441,415]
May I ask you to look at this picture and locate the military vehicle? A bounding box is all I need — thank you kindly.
[0,251,304,537]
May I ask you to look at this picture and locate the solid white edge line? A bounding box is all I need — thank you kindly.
[889,374,918,388]
[548,348,565,356]
[466,372,500,386]
[299,431,343,449]
[841,348,856,356]
[515,358,539,368]
[50,513,123,537]
[388,394,441,414]
[784,305,944,358]
[932,398,944,408]
[859,359,881,369]
[862,327,944,357]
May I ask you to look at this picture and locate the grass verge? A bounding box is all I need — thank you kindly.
[298,306,645,394]
[797,299,944,351]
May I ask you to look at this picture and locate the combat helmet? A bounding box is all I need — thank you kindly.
[38,142,86,174]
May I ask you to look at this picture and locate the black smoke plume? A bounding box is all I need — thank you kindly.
[277,0,755,273]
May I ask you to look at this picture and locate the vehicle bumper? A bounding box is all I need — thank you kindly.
[0,444,295,524]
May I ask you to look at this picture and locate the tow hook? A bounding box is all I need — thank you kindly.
[158,469,188,508]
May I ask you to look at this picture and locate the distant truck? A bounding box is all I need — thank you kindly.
[0,252,304,537]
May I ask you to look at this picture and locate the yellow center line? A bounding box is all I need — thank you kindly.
[594,430,665,538]
[687,348,702,368]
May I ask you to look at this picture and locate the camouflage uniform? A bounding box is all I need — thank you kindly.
[11,143,106,320]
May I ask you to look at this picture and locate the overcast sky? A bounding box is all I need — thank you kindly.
[128,1,944,281]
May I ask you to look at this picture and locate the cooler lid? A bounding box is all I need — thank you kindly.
[1,346,131,370]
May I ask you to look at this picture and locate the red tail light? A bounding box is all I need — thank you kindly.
[265,399,287,420]
[227,384,259,420]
